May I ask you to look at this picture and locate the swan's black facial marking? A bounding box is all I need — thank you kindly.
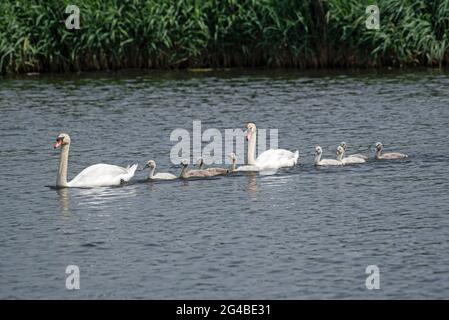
[54,136,65,149]
[147,161,156,168]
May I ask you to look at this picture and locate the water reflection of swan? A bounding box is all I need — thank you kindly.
[245,173,259,199]
[77,185,138,208]
[260,174,294,188]
[53,133,138,188]
[57,188,71,216]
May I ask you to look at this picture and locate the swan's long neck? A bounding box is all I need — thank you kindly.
[148,167,156,179]
[375,148,382,159]
[231,158,236,171]
[337,150,344,161]
[57,144,69,187]
[180,165,188,178]
[247,131,257,165]
[314,153,321,165]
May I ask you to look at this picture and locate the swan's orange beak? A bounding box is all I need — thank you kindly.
[54,139,62,149]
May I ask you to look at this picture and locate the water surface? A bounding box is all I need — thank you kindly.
[1,69,449,299]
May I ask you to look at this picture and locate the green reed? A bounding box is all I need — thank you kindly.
[1,0,448,73]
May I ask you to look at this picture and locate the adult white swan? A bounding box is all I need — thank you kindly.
[245,123,299,170]
[53,133,138,188]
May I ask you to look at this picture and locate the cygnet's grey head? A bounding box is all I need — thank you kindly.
[181,159,189,167]
[144,160,156,169]
[375,142,383,151]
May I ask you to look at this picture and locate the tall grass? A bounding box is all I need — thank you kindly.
[1,0,449,73]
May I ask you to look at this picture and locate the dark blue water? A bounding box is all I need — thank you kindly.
[1,69,449,299]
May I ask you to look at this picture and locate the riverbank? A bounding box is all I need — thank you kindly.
[1,0,449,74]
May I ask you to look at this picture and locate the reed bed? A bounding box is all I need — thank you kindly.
[1,0,449,73]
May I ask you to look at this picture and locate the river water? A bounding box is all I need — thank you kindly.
[1,69,449,299]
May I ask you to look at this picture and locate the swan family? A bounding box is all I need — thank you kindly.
[53,123,408,188]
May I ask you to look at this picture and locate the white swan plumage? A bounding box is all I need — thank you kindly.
[54,133,138,188]
[340,142,368,160]
[336,146,366,165]
[314,146,343,166]
[245,122,299,170]
[375,142,408,160]
[144,160,177,180]
[227,152,259,172]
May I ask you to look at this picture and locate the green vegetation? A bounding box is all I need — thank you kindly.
[1,0,449,73]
